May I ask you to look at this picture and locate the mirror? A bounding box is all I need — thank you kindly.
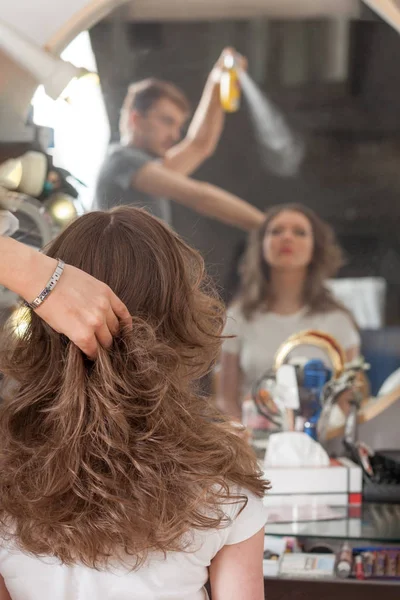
[1,1,400,453]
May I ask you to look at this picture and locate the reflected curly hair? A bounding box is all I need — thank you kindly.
[238,203,348,320]
[0,207,268,568]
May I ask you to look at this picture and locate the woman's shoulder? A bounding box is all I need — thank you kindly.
[226,301,243,319]
[222,304,245,353]
[313,308,360,349]
[317,308,356,327]
[223,302,245,332]
[226,302,268,323]
[223,303,267,345]
[221,488,267,546]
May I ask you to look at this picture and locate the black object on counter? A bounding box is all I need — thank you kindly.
[363,450,400,503]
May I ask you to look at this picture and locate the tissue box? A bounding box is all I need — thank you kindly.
[263,457,362,508]
[279,553,336,578]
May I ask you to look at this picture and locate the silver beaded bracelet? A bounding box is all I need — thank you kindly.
[25,258,65,310]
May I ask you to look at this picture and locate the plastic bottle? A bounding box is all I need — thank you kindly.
[302,359,331,441]
[335,542,353,578]
[220,53,241,113]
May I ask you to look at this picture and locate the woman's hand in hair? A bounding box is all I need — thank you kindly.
[33,261,131,358]
[0,238,130,357]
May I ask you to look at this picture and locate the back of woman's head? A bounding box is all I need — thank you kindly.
[237,203,345,319]
[0,207,267,568]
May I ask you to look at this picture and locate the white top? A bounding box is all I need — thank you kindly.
[0,490,267,600]
[222,304,360,399]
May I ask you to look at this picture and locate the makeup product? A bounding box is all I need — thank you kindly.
[362,552,374,578]
[355,555,365,580]
[374,551,386,577]
[386,551,397,577]
[335,542,353,579]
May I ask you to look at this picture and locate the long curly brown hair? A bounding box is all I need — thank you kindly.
[238,203,348,320]
[0,207,268,568]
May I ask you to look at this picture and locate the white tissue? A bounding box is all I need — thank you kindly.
[276,364,300,410]
[264,432,330,468]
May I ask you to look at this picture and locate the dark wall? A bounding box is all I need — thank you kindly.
[90,19,400,320]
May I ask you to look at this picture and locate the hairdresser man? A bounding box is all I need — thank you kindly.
[94,49,263,231]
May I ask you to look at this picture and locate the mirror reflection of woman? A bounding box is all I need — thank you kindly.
[217,204,360,424]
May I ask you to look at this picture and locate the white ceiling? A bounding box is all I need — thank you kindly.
[2,2,400,52]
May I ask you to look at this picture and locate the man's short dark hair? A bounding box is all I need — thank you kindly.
[119,78,191,137]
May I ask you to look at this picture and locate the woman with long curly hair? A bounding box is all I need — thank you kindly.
[0,207,268,600]
[217,203,360,423]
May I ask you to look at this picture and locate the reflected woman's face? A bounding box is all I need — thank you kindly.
[262,210,314,271]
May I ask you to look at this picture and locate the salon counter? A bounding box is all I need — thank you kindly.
[207,503,400,599]
[207,576,400,600]
[264,503,400,598]
[262,576,400,600]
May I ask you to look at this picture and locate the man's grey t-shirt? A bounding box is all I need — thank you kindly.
[94,144,172,223]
